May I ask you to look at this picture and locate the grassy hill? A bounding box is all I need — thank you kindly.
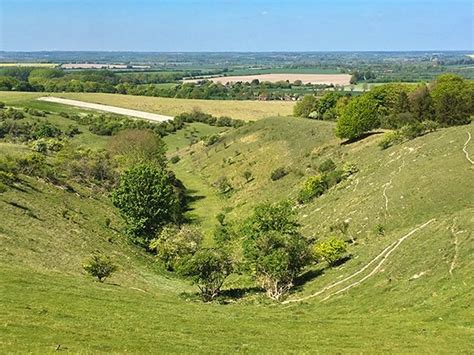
[0,93,473,352]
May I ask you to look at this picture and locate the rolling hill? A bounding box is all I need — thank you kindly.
[0,93,472,353]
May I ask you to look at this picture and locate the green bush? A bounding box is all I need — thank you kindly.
[215,176,233,194]
[378,131,403,150]
[313,237,347,266]
[242,201,311,301]
[149,225,203,271]
[177,248,233,301]
[298,174,328,203]
[341,163,359,178]
[335,94,380,140]
[83,252,118,282]
[270,167,288,181]
[170,155,180,164]
[318,158,336,173]
[203,134,220,147]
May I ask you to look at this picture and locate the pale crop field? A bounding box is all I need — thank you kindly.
[53,92,295,121]
[184,73,352,85]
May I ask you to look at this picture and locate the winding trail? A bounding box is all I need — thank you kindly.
[283,219,435,304]
[449,221,464,276]
[462,132,474,164]
[382,181,392,213]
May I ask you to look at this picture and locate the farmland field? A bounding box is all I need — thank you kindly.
[184,73,351,85]
[49,92,295,121]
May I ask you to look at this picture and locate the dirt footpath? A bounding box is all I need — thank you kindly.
[38,96,173,122]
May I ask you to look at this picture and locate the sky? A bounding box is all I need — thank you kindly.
[0,0,472,51]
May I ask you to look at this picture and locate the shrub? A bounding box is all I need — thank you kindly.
[298,174,328,203]
[215,176,233,194]
[203,134,220,146]
[243,170,253,182]
[177,248,233,301]
[242,201,311,301]
[270,167,288,181]
[313,237,347,266]
[0,102,5,109]
[170,155,180,164]
[293,95,319,118]
[149,225,203,271]
[83,252,118,282]
[30,138,64,153]
[318,158,336,173]
[111,164,181,246]
[400,122,425,140]
[378,131,403,150]
[341,163,359,178]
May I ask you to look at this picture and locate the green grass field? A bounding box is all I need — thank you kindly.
[0,92,472,352]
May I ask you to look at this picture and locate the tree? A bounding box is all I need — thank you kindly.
[241,201,311,301]
[111,164,180,246]
[177,248,233,301]
[293,95,319,118]
[149,225,203,270]
[335,94,380,140]
[409,84,434,121]
[83,252,118,282]
[430,74,472,126]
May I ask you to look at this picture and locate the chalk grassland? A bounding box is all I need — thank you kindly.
[0,93,472,353]
[184,73,352,85]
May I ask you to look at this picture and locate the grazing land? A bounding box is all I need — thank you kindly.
[0,90,472,352]
[184,73,352,85]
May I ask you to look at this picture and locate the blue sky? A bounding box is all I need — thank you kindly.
[0,0,472,51]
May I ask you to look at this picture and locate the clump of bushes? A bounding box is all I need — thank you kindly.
[203,134,220,147]
[177,248,233,301]
[313,237,347,266]
[30,138,64,153]
[83,252,118,282]
[379,120,440,150]
[270,167,288,181]
[170,155,180,164]
[149,225,203,271]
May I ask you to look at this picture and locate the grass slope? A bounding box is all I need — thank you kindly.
[1,94,473,352]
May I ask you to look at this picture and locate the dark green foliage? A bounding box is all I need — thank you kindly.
[430,74,472,126]
[312,92,343,120]
[409,85,434,121]
[177,248,233,301]
[336,94,380,140]
[270,167,288,181]
[111,164,181,245]
[170,156,180,164]
[241,201,311,300]
[83,252,118,282]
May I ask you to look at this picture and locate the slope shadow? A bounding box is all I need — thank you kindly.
[340,131,384,145]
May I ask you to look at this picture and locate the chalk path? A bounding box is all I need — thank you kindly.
[38,96,173,122]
